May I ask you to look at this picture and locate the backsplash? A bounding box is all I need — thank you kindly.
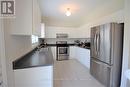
[39,38,91,44]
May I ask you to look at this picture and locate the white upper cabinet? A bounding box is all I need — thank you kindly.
[11,0,41,36]
[11,0,32,35]
[33,0,41,36]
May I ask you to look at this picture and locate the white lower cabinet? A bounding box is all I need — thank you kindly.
[69,46,77,59]
[51,47,56,60]
[14,66,53,87]
[75,47,90,69]
[69,46,90,69]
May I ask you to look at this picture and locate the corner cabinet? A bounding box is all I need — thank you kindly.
[11,0,41,36]
[75,47,90,69]
[69,46,90,69]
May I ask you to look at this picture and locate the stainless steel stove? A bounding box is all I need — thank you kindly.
[56,41,69,61]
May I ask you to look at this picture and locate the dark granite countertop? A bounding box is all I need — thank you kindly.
[75,46,91,49]
[13,48,53,70]
[46,43,75,46]
[46,43,90,49]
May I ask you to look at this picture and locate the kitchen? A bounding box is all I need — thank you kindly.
[0,0,130,87]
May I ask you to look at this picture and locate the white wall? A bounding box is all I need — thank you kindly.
[77,9,124,38]
[45,26,78,38]
[121,0,130,87]
[45,9,124,38]
[3,19,33,87]
[0,19,8,87]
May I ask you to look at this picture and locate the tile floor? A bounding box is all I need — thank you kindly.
[53,59,104,87]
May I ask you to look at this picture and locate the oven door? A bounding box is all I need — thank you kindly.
[58,47,69,56]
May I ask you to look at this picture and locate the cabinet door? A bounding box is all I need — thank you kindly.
[14,66,53,87]
[33,0,41,36]
[69,46,76,59]
[51,47,56,60]
[76,47,90,69]
[12,0,33,35]
[37,2,41,36]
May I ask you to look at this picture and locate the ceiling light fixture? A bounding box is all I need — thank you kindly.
[66,8,71,16]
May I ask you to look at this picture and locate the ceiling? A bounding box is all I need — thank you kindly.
[39,0,124,27]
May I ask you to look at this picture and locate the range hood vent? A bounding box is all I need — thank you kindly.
[56,33,68,38]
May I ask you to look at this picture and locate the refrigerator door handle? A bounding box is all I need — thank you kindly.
[97,33,100,55]
[93,59,102,65]
[94,34,97,54]
[93,59,111,67]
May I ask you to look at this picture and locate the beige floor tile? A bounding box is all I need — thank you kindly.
[54,59,104,87]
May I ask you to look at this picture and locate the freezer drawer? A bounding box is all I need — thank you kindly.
[90,58,111,87]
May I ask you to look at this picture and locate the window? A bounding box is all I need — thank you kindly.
[31,35,38,44]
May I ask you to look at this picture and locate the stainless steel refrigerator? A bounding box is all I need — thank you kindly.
[90,23,123,87]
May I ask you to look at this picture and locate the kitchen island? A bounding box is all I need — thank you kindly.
[13,47,54,87]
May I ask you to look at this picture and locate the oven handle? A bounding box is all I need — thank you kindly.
[57,47,69,48]
[57,47,69,55]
